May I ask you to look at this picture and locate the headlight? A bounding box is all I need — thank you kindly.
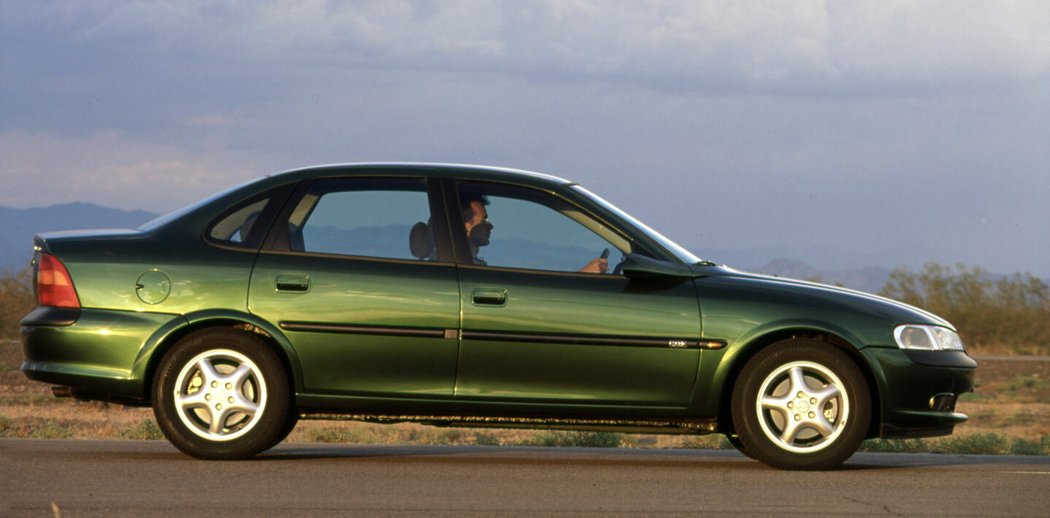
[893,325,965,351]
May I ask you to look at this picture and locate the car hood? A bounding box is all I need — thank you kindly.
[692,264,954,329]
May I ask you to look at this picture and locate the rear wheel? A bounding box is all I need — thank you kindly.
[153,329,291,459]
[731,339,870,470]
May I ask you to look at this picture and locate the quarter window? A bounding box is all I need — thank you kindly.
[208,197,271,247]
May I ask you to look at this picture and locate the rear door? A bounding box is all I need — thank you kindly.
[249,176,461,398]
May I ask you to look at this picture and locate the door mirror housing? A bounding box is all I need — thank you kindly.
[619,254,694,279]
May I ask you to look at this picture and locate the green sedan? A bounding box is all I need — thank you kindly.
[21,163,976,470]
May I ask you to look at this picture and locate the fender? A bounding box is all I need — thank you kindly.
[130,309,306,395]
[687,318,868,417]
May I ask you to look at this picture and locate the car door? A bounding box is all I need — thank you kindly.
[450,180,702,409]
[249,176,461,398]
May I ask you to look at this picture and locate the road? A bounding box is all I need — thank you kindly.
[2,439,1049,516]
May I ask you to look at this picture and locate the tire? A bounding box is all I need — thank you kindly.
[152,328,291,460]
[731,339,870,470]
[268,409,300,450]
[725,433,756,460]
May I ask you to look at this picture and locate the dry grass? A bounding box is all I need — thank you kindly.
[2,340,1046,454]
[950,358,1050,445]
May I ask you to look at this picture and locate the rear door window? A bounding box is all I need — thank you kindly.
[287,178,436,261]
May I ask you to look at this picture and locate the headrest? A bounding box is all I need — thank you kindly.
[409,221,434,259]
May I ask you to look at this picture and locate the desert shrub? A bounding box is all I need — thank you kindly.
[530,431,622,448]
[1009,437,1047,456]
[307,427,355,443]
[880,263,1050,355]
[863,433,1050,456]
[678,434,733,450]
[121,418,164,440]
[0,417,75,439]
[861,438,930,453]
[934,433,1010,454]
[0,267,35,339]
[473,432,501,446]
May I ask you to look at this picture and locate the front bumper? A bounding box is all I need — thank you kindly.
[862,347,977,438]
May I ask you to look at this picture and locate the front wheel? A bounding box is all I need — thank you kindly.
[152,329,291,459]
[731,339,871,470]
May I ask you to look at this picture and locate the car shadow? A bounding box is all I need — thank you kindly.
[254,443,1050,471]
[255,443,773,470]
[845,451,1050,470]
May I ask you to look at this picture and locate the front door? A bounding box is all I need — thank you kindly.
[451,181,702,409]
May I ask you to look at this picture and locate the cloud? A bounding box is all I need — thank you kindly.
[38,0,1049,93]
[1,1,1047,276]
[0,130,260,211]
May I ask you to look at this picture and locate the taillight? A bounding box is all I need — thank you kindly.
[37,253,80,308]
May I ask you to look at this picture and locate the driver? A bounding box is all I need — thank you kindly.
[460,193,608,273]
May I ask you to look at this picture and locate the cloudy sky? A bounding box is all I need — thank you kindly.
[1,1,1048,275]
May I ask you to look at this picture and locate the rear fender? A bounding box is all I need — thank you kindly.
[132,309,304,396]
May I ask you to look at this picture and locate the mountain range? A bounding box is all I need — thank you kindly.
[0,203,158,273]
[0,203,895,293]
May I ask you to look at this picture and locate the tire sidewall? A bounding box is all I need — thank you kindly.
[152,328,290,460]
[731,339,871,470]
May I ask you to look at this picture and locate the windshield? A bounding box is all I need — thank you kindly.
[570,185,703,265]
[139,177,263,231]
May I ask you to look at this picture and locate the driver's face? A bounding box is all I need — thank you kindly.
[465,201,490,236]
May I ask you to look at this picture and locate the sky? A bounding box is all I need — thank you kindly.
[1,1,1048,276]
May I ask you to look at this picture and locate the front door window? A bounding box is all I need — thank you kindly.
[455,182,633,273]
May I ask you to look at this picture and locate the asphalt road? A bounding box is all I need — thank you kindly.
[2,439,1049,517]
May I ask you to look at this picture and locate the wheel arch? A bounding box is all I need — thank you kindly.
[714,328,882,440]
[133,310,304,402]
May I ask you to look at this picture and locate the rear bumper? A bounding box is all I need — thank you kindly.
[20,306,183,403]
[862,347,977,438]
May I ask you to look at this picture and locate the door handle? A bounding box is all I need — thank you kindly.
[275,274,310,292]
[472,288,507,306]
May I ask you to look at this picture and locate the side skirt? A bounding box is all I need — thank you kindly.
[299,411,718,435]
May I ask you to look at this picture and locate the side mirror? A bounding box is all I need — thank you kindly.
[619,254,694,278]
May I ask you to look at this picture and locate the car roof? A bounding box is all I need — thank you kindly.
[267,162,574,189]
[140,163,577,235]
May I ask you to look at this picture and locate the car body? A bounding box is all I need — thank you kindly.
[21,163,976,469]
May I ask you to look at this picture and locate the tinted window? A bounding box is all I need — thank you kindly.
[291,178,432,260]
[456,182,630,273]
[207,197,271,247]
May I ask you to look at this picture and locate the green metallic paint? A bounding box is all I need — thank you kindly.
[686,270,964,426]
[861,347,974,435]
[249,252,461,398]
[21,308,184,398]
[456,266,701,408]
[694,270,948,346]
[45,234,259,316]
[130,309,307,397]
[20,163,977,445]
[135,270,171,305]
